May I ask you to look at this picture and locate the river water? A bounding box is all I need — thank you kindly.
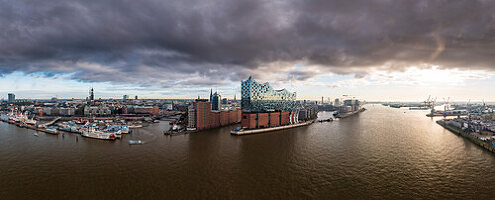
[1,104,494,199]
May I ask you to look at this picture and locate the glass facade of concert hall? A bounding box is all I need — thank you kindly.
[241,77,297,113]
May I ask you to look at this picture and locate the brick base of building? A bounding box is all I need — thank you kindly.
[241,111,294,129]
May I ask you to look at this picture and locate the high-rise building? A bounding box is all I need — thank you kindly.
[240,77,298,129]
[334,98,340,106]
[123,95,129,102]
[135,96,138,100]
[8,93,15,103]
[222,98,228,105]
[241,76,297,113]
[211,92,221,110]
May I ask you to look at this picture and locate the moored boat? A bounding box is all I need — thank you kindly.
[128,125,143,129]
[81,128,117,141]
[45,126,59,135]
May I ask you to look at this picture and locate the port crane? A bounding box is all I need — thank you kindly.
[442,97,450,111]
[423,95,435,109]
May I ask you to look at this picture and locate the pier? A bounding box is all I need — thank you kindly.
[231,120,314,136]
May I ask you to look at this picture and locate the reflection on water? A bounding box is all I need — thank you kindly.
[1,105,494,199]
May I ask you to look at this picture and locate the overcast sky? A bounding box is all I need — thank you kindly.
[1,0,495,101]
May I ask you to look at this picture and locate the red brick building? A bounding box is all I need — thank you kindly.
[188,100,241,130]
[269,112,280,127]
[241,111,293,129]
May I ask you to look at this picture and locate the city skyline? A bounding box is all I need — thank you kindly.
[2,1,495,101]
[1,69,494,102]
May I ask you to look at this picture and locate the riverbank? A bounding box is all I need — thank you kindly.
[436,120,495,154]
[0,118,58,134]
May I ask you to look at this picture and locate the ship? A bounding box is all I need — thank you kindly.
[335,98,366,118]
[128,124,143,129]
[336,107,366,118]
[44,126,59,135]
[81,127,117,141]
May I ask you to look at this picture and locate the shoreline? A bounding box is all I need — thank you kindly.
[436,120,495,154]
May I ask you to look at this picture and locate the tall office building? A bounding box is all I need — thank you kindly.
[211,92,221,110]
[123,95,129,102]
[135,96,138,100]
[8,93,15,103]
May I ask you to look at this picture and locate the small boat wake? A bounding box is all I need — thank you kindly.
[128,140,143,145]
[127,129,156,145]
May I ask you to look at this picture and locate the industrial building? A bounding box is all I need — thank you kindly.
[187,99,241,130]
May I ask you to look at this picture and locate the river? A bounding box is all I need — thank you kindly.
[1,104,494,199]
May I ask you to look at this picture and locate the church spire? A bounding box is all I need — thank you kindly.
[210,88,213,102]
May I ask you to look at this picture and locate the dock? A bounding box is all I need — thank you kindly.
[231,120,314,136]
[0,118,61,135]
[437,120,495,154]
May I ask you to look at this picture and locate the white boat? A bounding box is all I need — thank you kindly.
[81,128,117,141]
[128,125,143,129]
[44,127,59,135]
[120,125,130,134]
[20,112,37,125]
[128,140,143,145]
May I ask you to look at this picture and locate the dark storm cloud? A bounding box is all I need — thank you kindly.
[1,0,495,86]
